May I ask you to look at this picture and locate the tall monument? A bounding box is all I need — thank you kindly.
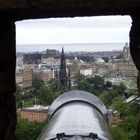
[59,47,71,91]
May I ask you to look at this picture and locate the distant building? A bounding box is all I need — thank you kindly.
[16,66,32,89]
[117,43,138,76]
[96,64,109,76]
[77,55,94,63]
[125,95,140,104]
[105,43,138,77]
[46,49,59,57]
[32,68,53,86]
[108,109,121,125]
[68,63,79,79]
[41,57,60,64]
[123,43,132,64]
[116,63,137,77]
[95,58,105,65]
[16,53,23,65]
[38,63,60,70]
[23,53,42,64]
[80,68,92,76]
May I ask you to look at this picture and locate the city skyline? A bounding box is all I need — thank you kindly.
[16,42,126,53]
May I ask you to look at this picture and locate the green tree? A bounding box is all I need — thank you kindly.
[16,84,35,108]
[74,72,85,84]
[16,84,24,108]
[119,82,127,91]
[111,96,125,115]
[128,88,138,95]
[112,109,140,140]
[105,81,112,88]
[111,99,140,140]
[117,82,127,95]
[99,90,118,107]
[16,117,47,140]
[75,75,105,95]
[77,80,91,92]
[112,127,129,140]
[92,75,104,89]
[37,86,55,105]
[48,78,62,93]
[113,82,127,95]
[32,78,45,90]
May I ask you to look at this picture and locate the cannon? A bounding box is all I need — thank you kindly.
[38,90,114,140]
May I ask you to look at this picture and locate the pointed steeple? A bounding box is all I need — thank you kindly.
[61,47,65,64]
[59,47,70,91]
[68,68,71,89]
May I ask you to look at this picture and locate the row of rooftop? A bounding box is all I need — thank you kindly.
[16,43,138,89]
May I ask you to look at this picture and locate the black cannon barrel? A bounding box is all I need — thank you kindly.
[38,90,114,140]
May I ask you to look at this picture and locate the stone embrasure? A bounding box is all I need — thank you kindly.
[0,0,140,139]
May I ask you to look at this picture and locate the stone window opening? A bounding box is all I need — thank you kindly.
[0,1,140,139]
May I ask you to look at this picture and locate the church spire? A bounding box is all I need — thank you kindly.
[59,47,70,91]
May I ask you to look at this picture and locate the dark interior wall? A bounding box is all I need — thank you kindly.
[0,0,140,20]
[129,16,140,103]
[0,19,16,140]
[0,0,140,140]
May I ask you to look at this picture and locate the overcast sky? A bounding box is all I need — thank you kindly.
[16,15,132,52]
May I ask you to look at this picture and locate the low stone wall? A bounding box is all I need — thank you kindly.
[18,109,48,122]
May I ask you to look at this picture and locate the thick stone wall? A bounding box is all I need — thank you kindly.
[0,19,16,140]
[129,17,140,140]
[0,0,140,139]
[130,16,140,93]
[0,0,140,20]
[18,109,48,122]
[0,0,140,11]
